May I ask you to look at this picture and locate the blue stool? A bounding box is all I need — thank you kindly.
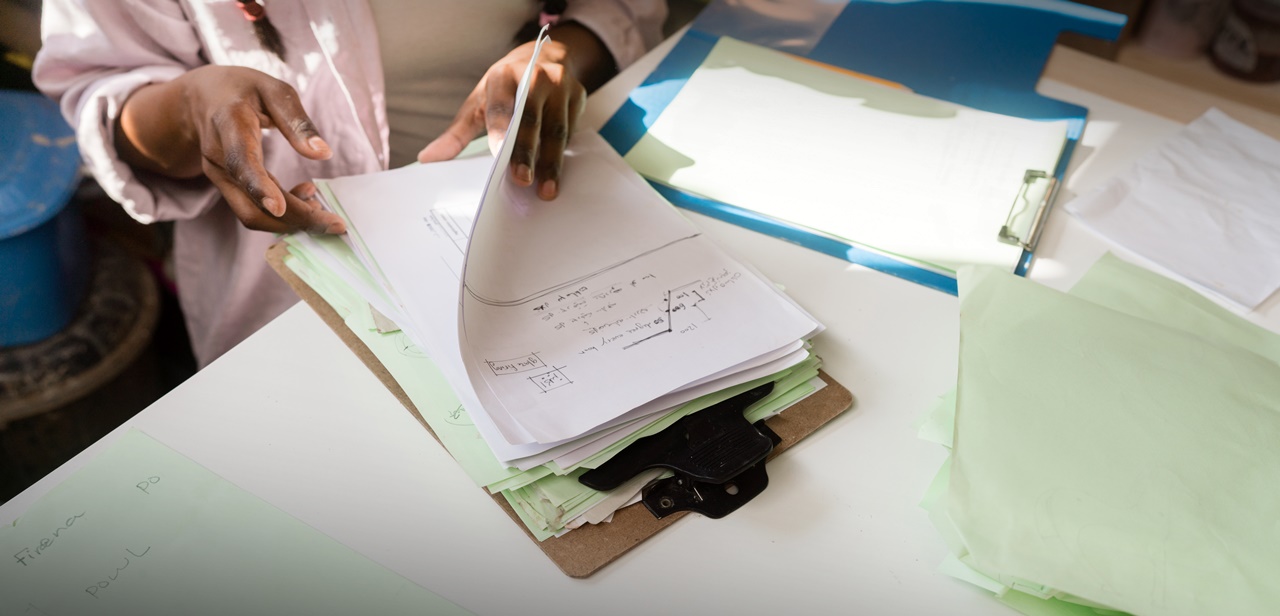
[0,90,88,346]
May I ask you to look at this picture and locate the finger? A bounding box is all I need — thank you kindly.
[418,92,484,163]
[210,105,288,217]
[277,181,345,234]
[256,78,332,161]
[509,86,545,187]
[482,66,520,155]
[535,93,570,200]
[205,161,292,234]
[209,165,345,235]
[288,180,319,202]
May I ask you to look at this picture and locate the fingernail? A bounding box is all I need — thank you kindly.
[308,136,332,158]
[515,164,532,185]
[326,221,345,234]
[262,196,283,216]
[539,180,557,200]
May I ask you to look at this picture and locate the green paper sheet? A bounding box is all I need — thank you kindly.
[997,589,1124,616]
[1,430,469,616]
[284,237,519,488]
[946,256,1280,616]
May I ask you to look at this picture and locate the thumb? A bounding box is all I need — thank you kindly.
[257,79,332,161]
[419,101,484,163]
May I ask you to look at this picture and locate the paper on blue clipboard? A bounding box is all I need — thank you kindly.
[619,36,1070,276]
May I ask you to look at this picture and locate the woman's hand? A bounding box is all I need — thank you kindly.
[417,23,616,201]
[116,65,345,234]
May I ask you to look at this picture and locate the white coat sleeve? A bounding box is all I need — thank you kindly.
[34,0,219,223]
[561,0,668,70]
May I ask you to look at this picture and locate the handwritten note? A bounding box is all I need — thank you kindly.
[324,130,821,449]
[461,233,817,444]
[1,430,470,616]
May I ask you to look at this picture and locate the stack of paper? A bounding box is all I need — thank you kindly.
[919,254,1280,615]
[1065,109,1280,309]
[282,35,826,539]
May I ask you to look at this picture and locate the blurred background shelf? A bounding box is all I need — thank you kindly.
[1115,41,1280,114]
[1058,0,1279,116]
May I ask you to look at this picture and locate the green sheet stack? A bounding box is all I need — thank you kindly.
[920,254,1280,616]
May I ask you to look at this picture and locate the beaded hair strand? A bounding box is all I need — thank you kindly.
[236,0,287,60]
[518,0,569,43]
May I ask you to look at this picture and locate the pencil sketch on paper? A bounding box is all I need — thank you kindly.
[528,367,573,393]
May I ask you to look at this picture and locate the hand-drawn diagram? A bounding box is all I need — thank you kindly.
[484,352,573,394]
[624,268,741,349]
[529,367,573,393]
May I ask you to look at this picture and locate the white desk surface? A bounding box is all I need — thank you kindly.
[5,35,1279,616]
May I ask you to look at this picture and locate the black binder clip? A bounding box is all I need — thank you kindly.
[578,382,781,519]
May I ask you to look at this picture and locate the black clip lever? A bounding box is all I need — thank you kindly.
[579,382,779,519]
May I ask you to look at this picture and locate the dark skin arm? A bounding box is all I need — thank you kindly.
[114,21,617,235]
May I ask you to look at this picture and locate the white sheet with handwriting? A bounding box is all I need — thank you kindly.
[326,132,821,448]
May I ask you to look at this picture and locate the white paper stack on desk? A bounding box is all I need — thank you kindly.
[280,36,825,539]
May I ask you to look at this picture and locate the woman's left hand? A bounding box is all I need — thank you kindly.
[418,24,614,200]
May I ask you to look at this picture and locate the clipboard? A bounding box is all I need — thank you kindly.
[266,242,853,578]
[600,0,1127,294]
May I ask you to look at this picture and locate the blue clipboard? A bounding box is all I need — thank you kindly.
[601,0,1126,295]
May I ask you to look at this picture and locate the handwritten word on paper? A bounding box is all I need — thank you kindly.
[527,268,741,357]
[477,266,746,398]
[1,430,470,615]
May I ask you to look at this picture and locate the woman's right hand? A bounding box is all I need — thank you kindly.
[115,65,345,234]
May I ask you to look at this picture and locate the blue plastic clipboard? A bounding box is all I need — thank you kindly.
[601,0,1126,295]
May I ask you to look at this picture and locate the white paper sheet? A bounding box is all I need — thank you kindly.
[623,36,1070,273]
[1065,108,1280,309]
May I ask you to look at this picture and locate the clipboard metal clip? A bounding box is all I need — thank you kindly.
[578,382,780,519]
[999,169,1059,251]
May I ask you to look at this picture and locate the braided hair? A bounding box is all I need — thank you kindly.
[236,1,286,60]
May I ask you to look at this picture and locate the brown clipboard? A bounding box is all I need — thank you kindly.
[267,241,853,577]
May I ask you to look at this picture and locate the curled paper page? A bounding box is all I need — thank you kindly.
[457,31,821,445]
[317,29,822,456]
